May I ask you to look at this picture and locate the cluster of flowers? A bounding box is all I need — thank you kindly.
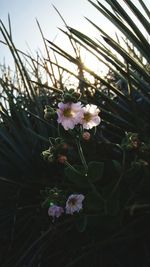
[48,194,85,221]
[47,101,100,221]
[57,102,101,130]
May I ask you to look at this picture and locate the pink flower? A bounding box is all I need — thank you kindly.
[48,205,64,221]
[81,104,101,129]
[57,102,83,130]
[66,194,85,215]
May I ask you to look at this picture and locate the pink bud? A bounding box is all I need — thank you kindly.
[57,154,67,164]
[82,132,91,141]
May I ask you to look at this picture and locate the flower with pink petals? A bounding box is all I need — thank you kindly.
[48,205,64,221]
[81,104,101,129]
[57,102,83,130]
[66,194,85,215]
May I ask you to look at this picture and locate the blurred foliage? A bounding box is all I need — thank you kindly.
[0,0,150,266]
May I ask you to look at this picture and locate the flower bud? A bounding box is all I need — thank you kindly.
[63,89,81,103]
[62,143,69,150]
[82,131,91,141]
[57,154,67,164]
[44,106,55,120]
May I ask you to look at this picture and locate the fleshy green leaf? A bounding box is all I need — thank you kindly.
[65,165,88,188]
[87,161,104,182]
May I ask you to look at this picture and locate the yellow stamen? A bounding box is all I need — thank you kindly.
[68,198,77,206]
[84,112,92,122]
[63,108,73,118]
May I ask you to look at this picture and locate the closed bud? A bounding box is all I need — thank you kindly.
[44,106,55,120]
[82,131,91,141]
[57,154,67,164]
[63,89,81,103]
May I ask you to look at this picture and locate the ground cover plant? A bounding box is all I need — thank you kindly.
[0,0,150,266]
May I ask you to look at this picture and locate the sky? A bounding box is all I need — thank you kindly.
[0,0,108,65]
[0,0,150,75]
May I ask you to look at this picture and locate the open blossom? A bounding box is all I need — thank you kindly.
[57,102,83,130]
[81,104,101,129]
[66,194,85,215]
[48,205,64,220]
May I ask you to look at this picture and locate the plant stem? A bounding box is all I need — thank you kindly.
[108,149,126,199]
[76,138,88,173]
[65,161,81,175]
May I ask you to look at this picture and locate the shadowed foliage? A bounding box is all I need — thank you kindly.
[0,0,150,266]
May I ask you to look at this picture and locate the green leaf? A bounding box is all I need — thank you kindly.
[106,190,120,216]
[87,161,104,182]
[112,160,122,175]
[86,192,104,212]
[65,165,88,188]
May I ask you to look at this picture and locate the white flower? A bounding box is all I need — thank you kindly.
[57,102,83,130]
[48,205,64,221]
[66,194,85,215]
[81,104,101,129]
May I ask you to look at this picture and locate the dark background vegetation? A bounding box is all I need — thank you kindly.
[0,0,150,266]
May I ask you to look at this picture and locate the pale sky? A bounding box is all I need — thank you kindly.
[0,0,106,65]
[0,0,150,72]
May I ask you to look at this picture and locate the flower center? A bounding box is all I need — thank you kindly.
[84,112,92,122]
[63,108,73,118]
[68,198,77,206]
